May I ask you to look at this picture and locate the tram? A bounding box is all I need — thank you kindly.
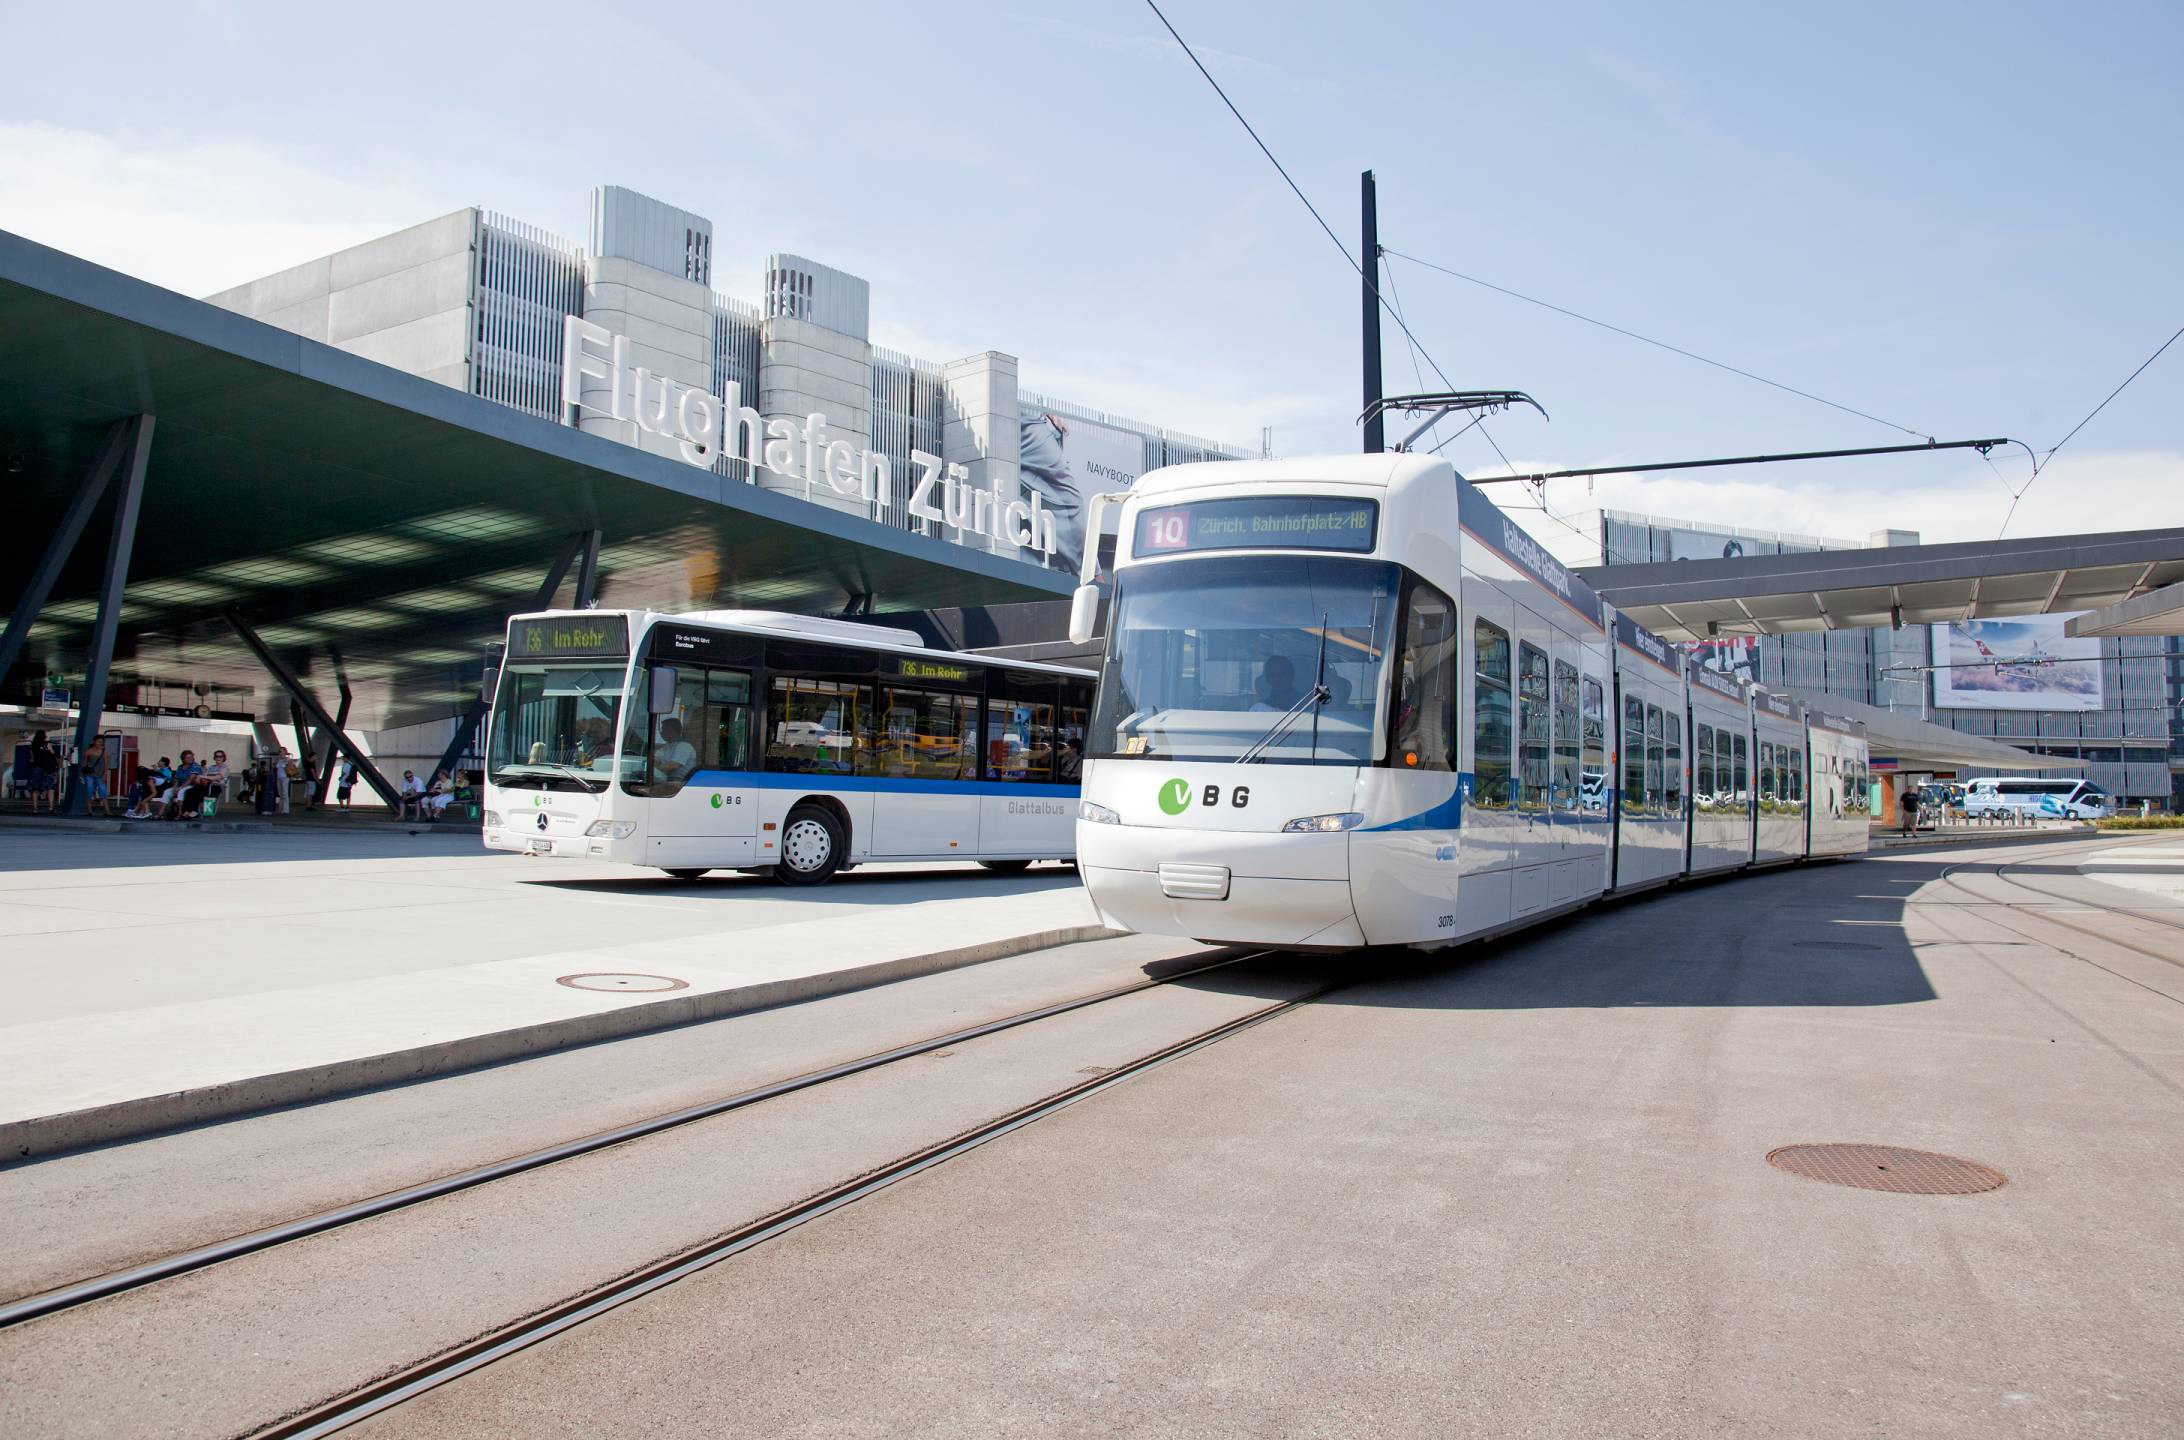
[481,609,1092,883]
[1070,454,1871,949]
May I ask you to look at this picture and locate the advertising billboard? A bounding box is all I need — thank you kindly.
[1929,616,2102,712]
[1019,409,1148,574]
[1688,635,1760,686]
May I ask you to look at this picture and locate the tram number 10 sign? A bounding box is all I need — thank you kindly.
[1132,497,1380,557]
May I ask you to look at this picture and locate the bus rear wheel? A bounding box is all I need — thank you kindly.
[776,805,845,886]
[978,859,1033,874]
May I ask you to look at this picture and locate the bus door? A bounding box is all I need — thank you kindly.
[870,682,981,856]
[647,666,758,865]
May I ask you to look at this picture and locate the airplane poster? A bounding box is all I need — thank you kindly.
[1929,616,2103,713]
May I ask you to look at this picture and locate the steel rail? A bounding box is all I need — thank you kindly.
[253,975,1347,1439]
[0,947,1275,1332]
[1928,835,2184,973]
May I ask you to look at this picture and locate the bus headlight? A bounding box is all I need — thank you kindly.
[1281,811,1366,833]
[1079,801,1121,825]
[586,820,637,839]
[482,811,501,829]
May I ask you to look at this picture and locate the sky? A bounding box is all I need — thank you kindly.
[2,0,2178,564]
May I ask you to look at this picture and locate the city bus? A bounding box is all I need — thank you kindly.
[482,609,1093,883]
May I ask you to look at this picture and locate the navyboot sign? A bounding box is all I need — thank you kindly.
[560,317,1057,557]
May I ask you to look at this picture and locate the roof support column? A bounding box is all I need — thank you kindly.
[61,416,155,817]
[309,683,354,810]
[224,609,404,813]
[0,415,141,687]
[431,530,593,785]
[573,529,602,609]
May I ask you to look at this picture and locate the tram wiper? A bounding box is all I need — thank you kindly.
[1237,616,1331,765]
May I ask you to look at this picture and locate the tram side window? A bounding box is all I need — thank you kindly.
[1696,724,1716,810]
[1789,746,1804,805]
[1665,714,1683,816]
[767,677,869,775]
[1621,694,1646,816]
[1580,677,1607,813]
[1472,620,1513,810]
[1759,741,1776,809]
[987,674,1058,783]
[1733,733,1750,807]
[1517,643,1551,812]
[1644,704,1665,818]
[872,686,977,780]
[1392,582,1457,771]
[1551,660,1581,813]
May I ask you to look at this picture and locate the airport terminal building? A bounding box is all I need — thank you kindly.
[206,184,1252,580]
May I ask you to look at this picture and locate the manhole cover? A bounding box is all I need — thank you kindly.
[1796,940,1879,951]
[555,972,690,993]
[1767,1143,2006,1195]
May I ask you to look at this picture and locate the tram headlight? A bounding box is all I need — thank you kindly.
[586,820,637,839]
[1079,800,1121,825]
[1281,811,1366,834]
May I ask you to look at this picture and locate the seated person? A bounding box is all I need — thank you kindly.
[177,750,230,818]
[155,751,203,820]
[1251,655,1302,712]
[398,769,427,820]
[651,718,697,784]
[123,766,158,819]
[423,770,457,819]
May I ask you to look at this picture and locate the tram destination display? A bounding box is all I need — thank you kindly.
[1133,497,1379,557]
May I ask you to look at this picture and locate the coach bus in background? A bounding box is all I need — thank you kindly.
[482,609,1092,884]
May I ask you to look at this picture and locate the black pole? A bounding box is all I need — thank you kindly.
[63,416,153,817]
[1360,170,1384,454]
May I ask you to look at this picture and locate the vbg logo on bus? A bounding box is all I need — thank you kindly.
[1157,778,1249,815]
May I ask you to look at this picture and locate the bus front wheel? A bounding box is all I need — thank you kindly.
[776,805,845,886]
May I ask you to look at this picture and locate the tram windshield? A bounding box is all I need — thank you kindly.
[487,660,634,791]
[1091,554,1396,764]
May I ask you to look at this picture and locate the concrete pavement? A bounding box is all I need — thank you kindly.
[0,828,1103,1156]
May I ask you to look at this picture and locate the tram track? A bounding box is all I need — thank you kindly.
[1924,833,2184,980]
[0,945,1283,1335]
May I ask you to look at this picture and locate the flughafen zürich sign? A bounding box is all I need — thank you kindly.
[562,317,1060,556]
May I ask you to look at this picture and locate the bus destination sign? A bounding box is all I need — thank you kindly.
[1133,497,1379,558]
[890,657,974,684]
[509,615,630,659]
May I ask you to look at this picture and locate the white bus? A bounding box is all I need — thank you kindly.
[482,609,1094,883]
[1961,776,2112,821]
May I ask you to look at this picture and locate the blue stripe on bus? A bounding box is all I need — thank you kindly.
[685,769,1080,800]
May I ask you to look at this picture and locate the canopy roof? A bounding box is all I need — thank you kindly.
[1784,691,2076,771]
[2064,580,2184,638]
[0,230,1069,731]
[1582,528,2184,644]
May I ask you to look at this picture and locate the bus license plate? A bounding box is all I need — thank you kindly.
[530,838,553,852]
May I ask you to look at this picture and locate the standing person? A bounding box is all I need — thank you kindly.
[1898,783,1920,837]
[336,758,358,813]
[26,730,62,814]
[79,736,115,817]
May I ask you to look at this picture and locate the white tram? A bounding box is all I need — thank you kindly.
[1070,454,1872,949]
[481,609,1093,883]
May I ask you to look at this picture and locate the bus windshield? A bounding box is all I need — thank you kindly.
[1091,554,1397,764]
[487,659,633,791]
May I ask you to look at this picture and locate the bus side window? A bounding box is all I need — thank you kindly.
[986,673,1056,782]
[1059,677,1092,782]
[708,670,753,773]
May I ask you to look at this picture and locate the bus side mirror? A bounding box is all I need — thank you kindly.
[1067,583,1101,647]
[650,666,678,713]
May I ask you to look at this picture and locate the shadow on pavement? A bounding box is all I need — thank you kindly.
[1165,855,1946,1011]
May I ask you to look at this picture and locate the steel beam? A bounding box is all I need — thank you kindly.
[573,528,602,608]
[0,417,135,687]
[224,609,404,812]
[430,533,591,784]
[310,684,353,809]
[62,416,154,816]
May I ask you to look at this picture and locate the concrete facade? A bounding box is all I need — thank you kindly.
[208,184,1250,576]
[207,210,478,393]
